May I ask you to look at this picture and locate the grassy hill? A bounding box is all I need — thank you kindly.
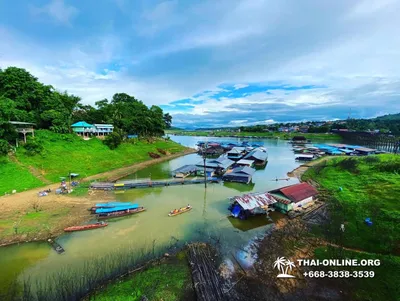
[0,157,45,195]
[303,154,400,301]
[0,130,186,194]
[303,154,400,254]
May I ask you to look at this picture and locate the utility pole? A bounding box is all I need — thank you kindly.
[202,143,208,188]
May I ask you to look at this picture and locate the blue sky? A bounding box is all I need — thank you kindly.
[1,0,400,128]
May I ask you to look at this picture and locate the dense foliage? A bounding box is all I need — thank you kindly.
[0,67,172,150]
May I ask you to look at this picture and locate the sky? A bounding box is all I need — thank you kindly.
[1,0,400,128]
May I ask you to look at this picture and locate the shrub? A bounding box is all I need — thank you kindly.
[23,138,44,156]
[363,156,381,164]
[376,161,400,173]
[338,158,359,173]
[0,139,10,155]
[103,132,123,150]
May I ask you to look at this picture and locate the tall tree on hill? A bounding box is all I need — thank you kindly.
[163,113,172,129]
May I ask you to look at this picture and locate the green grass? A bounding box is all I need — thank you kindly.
[315,246,400,301]
[0,157,44,195]
[303,154,400,254]
[166,130,341,141]
[91,257,192,301]
[14,130,186,183]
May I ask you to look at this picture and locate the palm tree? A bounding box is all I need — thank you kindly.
[284,259,296,275]
[273,257,286,274]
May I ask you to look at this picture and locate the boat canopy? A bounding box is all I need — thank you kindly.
[95,204,139,214]
[95,202,133,207]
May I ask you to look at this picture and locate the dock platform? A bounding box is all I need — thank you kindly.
[90,177,220,190]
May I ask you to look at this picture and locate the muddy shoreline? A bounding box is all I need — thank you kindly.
[0,149,195,247]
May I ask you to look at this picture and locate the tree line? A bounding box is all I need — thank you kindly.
[0,67,173,153]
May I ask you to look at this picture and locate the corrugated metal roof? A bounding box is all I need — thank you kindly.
[231,192,277,210]
[230,166,256,175]
[295,154,314,158]
[237,159,255,166]
[172,165,198,174]
[71,121,94,127]
[244,150,268,161]
[271,182,318,203]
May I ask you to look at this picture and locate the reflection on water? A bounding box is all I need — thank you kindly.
[0,135,311,292]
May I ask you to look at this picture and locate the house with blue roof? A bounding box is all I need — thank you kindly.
[71,121,114,137]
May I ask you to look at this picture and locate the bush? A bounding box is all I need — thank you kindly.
[0,139,10,155]
[23,138,44,156]
[363,156,381,164]
[338,158,359,173]
[376,161,400,173]
[103,132,123,150]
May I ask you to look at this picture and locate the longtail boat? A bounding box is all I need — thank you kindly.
[48,239,65,254]
[88,202,135,212]
[64,222,108,232]
[97,207,146,220]
[168,206,192,217]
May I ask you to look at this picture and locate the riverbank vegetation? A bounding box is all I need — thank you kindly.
[1,240,187,301]
[302,154,400,254]
[302,154,400,300]
[166,130,341,141]
[13,130,186,184]
[90,253,192,301]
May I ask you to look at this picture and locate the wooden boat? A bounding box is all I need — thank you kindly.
[97,207,146,220]
[48,239,65,254]
[64,222,108,232]
[168,206,192,217]
[88,202,135,212]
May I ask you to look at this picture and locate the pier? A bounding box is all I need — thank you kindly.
[90,177,220,190]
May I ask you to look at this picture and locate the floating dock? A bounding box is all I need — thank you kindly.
[90,177,220,190]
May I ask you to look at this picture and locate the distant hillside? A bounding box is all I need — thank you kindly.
[375,113,400,121]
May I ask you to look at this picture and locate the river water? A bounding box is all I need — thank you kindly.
[0,135,327,294]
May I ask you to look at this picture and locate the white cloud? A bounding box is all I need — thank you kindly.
[31,0,79,25]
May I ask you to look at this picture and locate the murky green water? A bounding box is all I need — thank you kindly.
[0,135,326,294]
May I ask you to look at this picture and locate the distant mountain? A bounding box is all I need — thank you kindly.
[374,113,400,121]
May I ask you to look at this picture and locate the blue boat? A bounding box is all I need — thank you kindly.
[95,202,134,208]
[95,204,139,214]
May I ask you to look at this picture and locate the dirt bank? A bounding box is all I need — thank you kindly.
[287,157,332,180]
[0,149,196,246]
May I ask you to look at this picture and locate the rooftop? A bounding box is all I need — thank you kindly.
[71,121,94,127]
[231,192,277,210]
[236,159,255,166]
[270,182,318,203]
[9,121,35,126]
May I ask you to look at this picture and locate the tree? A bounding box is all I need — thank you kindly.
[103,129,125,150]
[0,96,17,142]
[163,113,172,129]
[0,139,10,155]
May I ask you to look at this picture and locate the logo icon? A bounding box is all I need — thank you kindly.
[273,257,296,278]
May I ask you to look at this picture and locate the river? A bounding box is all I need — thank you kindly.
[0,135,328,295]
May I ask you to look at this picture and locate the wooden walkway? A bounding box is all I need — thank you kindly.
[90,177,220,190]
[188,243,228,301]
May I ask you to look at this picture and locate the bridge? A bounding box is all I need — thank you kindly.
[335,131,399,153]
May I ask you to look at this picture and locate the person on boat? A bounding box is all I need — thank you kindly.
[187,204,191,209]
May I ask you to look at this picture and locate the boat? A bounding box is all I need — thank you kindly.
[48,239,65,254]
[88,202,135,212]
[64,222,108,232]
[168,206,192,217]
[92,204,139,214]
[97,207,146,220]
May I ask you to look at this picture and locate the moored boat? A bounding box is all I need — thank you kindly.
[97,207,146,220]
[88,202,135,212]
[168,206,192,217]
[64,222,108,232]
[92,204,140,214]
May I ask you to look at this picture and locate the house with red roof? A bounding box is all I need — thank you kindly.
[269,182,318,213]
